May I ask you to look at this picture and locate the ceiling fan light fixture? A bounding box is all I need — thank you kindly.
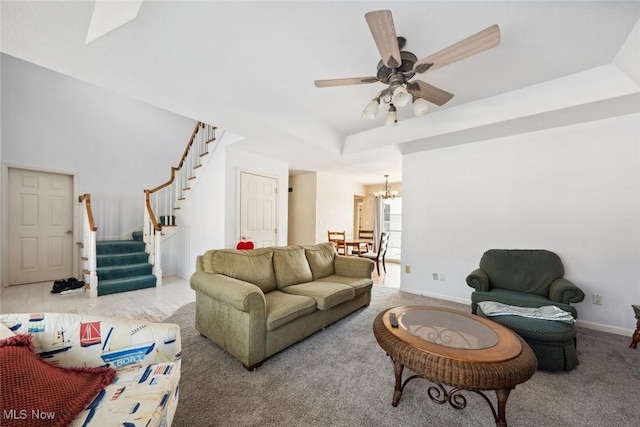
[384,104,398,126]
[412,97,430,116]
[391,85,410,107]
[361,98,380,119]
[314,11,501,126]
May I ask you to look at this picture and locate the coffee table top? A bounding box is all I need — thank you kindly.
[384,306,522,363]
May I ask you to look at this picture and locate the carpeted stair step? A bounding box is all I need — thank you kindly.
[95,233,155,296]
[96,240,145,255]
[97,252,149,267]
[98,274,157,296]
[97,263,153,281]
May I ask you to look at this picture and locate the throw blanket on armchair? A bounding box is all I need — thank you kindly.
[478,301,575,324]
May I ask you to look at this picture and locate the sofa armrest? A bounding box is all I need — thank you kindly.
[0,313,181,369]
[195,255,204,272]
[334,256,374,278]
[548,277,585,304]
[466,268,490,291]
[190,272,266,313]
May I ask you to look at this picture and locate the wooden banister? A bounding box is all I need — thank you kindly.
[147,166,180,195]
[145,190,162,232]
[78,193,97,232]
[142,121,218,288]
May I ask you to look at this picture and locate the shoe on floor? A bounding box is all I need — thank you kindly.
[67,280,86,290]
[51,278,77,294]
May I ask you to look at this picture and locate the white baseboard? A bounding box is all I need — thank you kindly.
[575,319,633,337]
[399,286,471,306]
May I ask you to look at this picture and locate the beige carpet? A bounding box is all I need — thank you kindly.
[167,286,640,426]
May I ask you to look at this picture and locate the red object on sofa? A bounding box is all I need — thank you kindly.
[236,240,255,250]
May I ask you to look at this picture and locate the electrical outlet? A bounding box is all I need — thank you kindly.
[592,294,602,305]
[439,273,446,281]
[404,265,411,274]
[432,272,439,280]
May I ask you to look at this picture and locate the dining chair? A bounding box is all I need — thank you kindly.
[360,231,389,275]
[352,229,374,255]
[327,230,346,255]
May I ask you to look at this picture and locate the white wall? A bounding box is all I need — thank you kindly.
[172,136,229,279]
[401,113,640,333]
[1,54,292,283]
[171,131,292,280]
[224,144,289,250]
[315,172,366,243]
[1,54,196,239]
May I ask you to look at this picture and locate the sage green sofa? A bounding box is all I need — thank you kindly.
[190,243,374,370]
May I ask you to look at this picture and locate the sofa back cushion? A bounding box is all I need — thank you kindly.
[304,243,336,280]
[480,249,564,296]
[273,246,313,289]
[203,248,276,293]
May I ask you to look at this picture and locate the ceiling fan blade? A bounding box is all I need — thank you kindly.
[413,24,501,74]
[314,77,379,88]
[407,80,454,106]
[365,10,402,69]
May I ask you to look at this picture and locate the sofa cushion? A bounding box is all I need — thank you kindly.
[480,249,564,296]
[317,275,373,297]
[203,248,277,293]
[304,243,336,280]
[273,246,313,289]
[73,361,181,426]
[265,291,317,331]
[282,281,355,310]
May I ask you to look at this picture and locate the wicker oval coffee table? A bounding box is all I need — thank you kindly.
[373,306,537,427]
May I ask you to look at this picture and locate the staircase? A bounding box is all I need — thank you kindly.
[78,122,220,298]
[96,231,156,296]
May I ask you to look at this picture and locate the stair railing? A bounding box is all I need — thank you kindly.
[78,193,98,298]
[143,122,218,284]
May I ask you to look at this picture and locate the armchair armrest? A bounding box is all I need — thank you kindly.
[548,277,585,304]
[190,272,266,313]
[466,268,490,292]
[334,256,374,278]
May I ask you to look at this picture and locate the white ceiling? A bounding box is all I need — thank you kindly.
[2,1,640,184]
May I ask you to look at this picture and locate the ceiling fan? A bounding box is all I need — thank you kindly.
[314,10,500,125]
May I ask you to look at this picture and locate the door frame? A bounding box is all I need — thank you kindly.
[1,164,79,287]
[236,170,279,248]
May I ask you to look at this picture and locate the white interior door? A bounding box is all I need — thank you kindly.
[8,168,73,285]
[240,172,277,248]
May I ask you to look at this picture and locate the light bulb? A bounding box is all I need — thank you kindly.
[412,97,430,116]
[391,85,410,107]
[361,99,380,119]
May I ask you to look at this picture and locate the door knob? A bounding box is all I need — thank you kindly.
[66,230,73,235]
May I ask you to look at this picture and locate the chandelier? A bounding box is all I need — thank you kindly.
[373,175,398,199]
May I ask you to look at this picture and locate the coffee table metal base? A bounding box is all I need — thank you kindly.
[373,308,536,427]
[390,358,512,427]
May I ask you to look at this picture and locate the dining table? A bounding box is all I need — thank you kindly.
[345,240,369,255]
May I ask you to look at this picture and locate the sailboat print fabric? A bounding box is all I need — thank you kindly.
[0,313,181,427]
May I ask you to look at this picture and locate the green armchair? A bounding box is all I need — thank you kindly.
[466,249,585,318]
